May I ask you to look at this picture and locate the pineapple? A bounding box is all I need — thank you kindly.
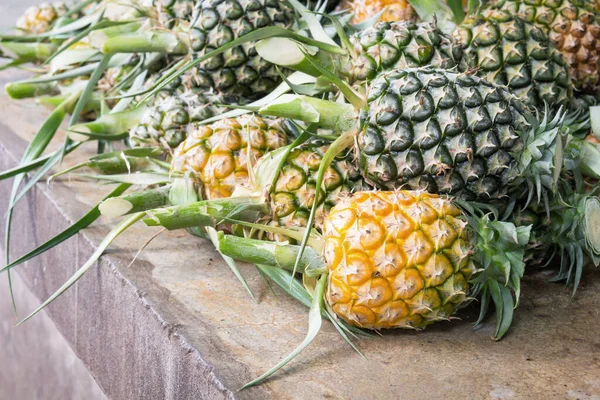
[258,68,561,204]
[489,0,600,93]
[167,137,368,230]
[324,191,477,329]
[355,68,562,202]
[186,0,297,100]
[337,0,417,24]
[16,2,68,34]
[269,142,367,231]
[130,88,230,149]
[171,115,290,200]
[148,188,527,333]
[455,9,573,108]
[143,188,527,388]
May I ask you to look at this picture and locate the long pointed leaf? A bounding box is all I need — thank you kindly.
[4,91,80,315]
[1,183,131,274]
[206,227,256,303]
[13,55,112,206]
[0,143,81,181]
[241,272,327,389]
[17,212,145,325]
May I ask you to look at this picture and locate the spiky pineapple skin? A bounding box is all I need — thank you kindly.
[16,1,68,34]
[337,0,416,24]
[270,142,367,232]
[129,84,232,149]
[357,68,531,202]
[456,9,573,108]
[324,191,476,329]
[491,0,600,93]
[340,21,461,85]
[153,0,195,29]
[188,0,296,99]
[171,115,289,200]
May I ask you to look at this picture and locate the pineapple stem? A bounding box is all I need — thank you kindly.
[101,31,188,55]
[37,93,102,112]
[259,94,355,132]
[99,186,172,218]
[68,106,147,142]
[143,198,269,230]
[0,41,58,61]
[88,21,143,50]
[5,81,59,99]
[218,235,325,276]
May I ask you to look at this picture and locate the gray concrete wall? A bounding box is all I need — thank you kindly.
[0,256,107,400]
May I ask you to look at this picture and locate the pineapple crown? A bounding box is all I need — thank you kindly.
[516,106,565,206]
[455,199,531,339]
[540,180,600,294]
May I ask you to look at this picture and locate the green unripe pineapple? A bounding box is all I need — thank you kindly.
[455,9,573,108]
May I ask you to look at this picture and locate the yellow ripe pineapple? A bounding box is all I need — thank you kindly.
[171,115,289,200]
[338,0,417,23]
[209,189,528,335]
[323,191,476,329]
[16,2,67,34]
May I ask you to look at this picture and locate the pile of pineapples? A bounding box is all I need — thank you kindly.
[2,0,600,387]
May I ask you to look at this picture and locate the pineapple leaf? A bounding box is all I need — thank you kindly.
[276,67,321,96]
[3,90,80,316]
[488,281,514,340]
[0,143,81,182]
[446,0,466,23]
[323,306,365,358]
[293,129,356,284]
[11,55,113,208]
[17,212,145,326]
[240,272,327,389]
[0,183,131,274]
[473,285,490,327]
[286,0,338,46]
[68,130,129,141]
[105,57,189,100]
[77,172,173,186]
[205,227,257,303]
[298,47,365,110]
[13,53,131,85]
[0,59,27,72]
[256,264,372,338]
[256,264,312,307]
[316,13,353,52]
[591,106,600,141]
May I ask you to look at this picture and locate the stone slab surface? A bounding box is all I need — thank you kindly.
[1,2,600,399]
